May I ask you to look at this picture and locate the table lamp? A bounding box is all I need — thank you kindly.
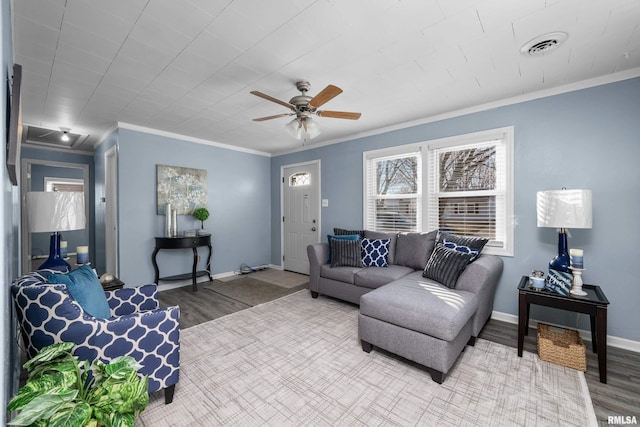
[536,189,592,295]
[26,191,86,270]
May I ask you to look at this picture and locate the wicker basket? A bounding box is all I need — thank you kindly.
[537,323,586,371]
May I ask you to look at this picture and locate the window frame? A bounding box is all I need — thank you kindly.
[363,126,514,257]
[425,127,514,256]
[363,144,423,233]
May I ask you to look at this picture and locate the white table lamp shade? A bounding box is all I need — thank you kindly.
[536,189,592,229]
[26,192,86,232]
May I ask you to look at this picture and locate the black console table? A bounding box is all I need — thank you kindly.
[152,234,213,291]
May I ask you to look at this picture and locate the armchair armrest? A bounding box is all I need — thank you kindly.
[77,305,180,393]
[307,243,329,293]
[107,284,159,316]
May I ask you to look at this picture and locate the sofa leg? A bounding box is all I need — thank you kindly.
[164,384,176,404]
[468,336,476,347]
[361,340,373,353]
[310,291,319,298]
[430,370,445,384]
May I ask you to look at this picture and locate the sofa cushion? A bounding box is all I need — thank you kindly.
[320,264,361,284]
[422,244,474,288]
[354,265,415,289]
[364,230,398,264]
[359,278,478,342]
[437,231,489,262]
[334,227,365,238]
[327,234,360,263]
[330,238,362,268]
[361,238,390,267]
[394,231,437,270]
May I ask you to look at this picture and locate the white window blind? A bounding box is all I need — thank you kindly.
[426,128,513,255]
[364,150,422,232]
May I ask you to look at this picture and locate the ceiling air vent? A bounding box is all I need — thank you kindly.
[520,32,568,57]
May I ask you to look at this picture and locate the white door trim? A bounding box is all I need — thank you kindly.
[104,146,118,276]
[280,159,321,270]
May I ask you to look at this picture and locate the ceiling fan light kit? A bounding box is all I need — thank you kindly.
[251,80,361,141]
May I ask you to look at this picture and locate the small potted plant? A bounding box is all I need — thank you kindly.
[193,207,210,235]
[7,342,148,427]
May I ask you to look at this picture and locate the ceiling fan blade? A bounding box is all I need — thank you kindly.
[250,91,294,109]
[316,110,362,120]
[308,85,342,108]
[253,113,293,122]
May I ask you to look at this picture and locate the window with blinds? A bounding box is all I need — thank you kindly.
[363,127,513,255]
[364,150,421,232]
[426,128,513,255]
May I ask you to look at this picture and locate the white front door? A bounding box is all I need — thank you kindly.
[282,161,320,275]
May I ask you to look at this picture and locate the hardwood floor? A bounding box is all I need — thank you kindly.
[159,282,640,426]
[158,282,251,329]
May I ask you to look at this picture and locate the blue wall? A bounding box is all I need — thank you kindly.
[115,128,271,286]
[271,77,640,343]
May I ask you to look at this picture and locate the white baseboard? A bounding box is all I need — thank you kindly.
[492,310,640,353]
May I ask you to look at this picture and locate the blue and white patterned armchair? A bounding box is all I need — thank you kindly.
[11,269,180,404]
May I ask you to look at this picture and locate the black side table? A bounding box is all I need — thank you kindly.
[152,234,213,291]
[517,275,610,383]
[101,277,124,291]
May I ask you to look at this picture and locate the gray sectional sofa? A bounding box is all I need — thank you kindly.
[306,229,504,383]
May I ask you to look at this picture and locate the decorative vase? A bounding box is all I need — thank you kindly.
[171,209,178,237]
[165,203,173,237]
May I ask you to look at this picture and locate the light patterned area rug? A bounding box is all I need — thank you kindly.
[137,291,596,427]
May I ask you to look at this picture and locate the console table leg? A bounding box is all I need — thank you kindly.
[191,247,198,291]
[152,247,160,284]
[206,244,213,281]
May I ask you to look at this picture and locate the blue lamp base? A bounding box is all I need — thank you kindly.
[38,233,71,271]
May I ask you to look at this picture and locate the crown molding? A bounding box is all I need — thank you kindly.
[275,67,640,157]
[117,123,272,157]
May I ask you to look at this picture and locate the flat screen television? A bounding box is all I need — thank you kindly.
[6,63,22,186]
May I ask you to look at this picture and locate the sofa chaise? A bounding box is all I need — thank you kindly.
[307,229,503,383]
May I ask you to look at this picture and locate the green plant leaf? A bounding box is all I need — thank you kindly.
[47,401,92,427]
[95,410,135,427]
[28,358,78,382]
[23,343,74,372]
[8,371,78,411]
[7,389,77,425]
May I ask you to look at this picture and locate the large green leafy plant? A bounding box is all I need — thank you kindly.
[7,342,148,427]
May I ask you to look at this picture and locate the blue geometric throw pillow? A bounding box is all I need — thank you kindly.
[361,238,390,267]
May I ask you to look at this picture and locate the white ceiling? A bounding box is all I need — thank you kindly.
[11,0,640,155]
